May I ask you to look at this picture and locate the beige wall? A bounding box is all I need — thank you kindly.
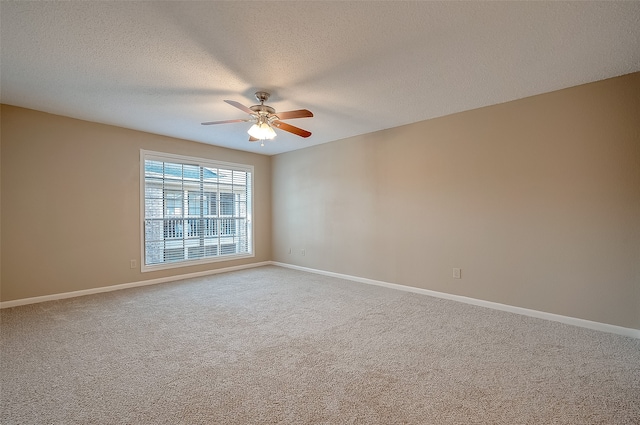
[1,105,272,301]
[2,73,639,330]
[272,72,640,330]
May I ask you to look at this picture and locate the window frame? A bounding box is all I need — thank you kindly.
[140,150,254,272]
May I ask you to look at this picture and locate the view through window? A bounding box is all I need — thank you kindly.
[141,151,253,271]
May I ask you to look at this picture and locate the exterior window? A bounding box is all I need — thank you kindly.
[141,150,253,271]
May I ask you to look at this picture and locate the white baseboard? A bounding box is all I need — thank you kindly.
[271,262,640,339]
[0,261,272,309]
[4,260,638,339]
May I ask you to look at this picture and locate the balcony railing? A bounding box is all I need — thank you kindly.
[163,218,237,239]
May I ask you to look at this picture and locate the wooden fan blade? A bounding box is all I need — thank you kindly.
[249,136,259,142]
[224,100,254,115]
[274,109,313,120]
[273,121,312,138]
[201,119,247,125]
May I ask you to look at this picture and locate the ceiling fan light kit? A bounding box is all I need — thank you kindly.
[202,91,313,146]
[248,122,276,141]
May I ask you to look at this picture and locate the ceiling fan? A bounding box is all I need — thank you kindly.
[202,91,313,144]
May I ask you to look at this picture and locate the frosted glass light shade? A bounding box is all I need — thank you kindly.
[248,122,276,140]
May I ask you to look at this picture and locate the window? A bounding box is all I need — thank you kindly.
[141,150,253,271]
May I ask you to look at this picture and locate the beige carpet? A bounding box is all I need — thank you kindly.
[1,265,639,424]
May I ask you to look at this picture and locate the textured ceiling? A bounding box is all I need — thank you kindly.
[1,1,639,156]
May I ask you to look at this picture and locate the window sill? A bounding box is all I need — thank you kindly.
[141,252,255,273]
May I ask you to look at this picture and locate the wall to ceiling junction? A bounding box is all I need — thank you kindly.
[1,105,272,301]
[2,73,638,331]
[272,72,640,330]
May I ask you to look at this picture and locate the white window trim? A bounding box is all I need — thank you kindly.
[139,149,255,272]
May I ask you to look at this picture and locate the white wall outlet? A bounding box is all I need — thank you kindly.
[288,248,292,254]
[453,268,461,279]
[301,248,306,256]
[130,259,137,269]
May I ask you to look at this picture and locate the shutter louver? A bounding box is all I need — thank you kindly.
[142,152,253,271]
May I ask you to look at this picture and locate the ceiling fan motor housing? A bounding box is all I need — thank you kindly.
[250,92,275,119]
[250,104,276,115]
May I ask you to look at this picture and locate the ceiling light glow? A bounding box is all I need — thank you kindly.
[248,122,276,140]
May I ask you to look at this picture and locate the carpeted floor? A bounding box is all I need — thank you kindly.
[1,265,639,424]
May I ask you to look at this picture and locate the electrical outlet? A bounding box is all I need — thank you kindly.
[288,248,292,254]
[301,249,305,256]
[453,268,461,279]
[130,259,137,269]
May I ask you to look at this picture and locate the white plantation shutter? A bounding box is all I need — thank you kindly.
[141,151,253,271]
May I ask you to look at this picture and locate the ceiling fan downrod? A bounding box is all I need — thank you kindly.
[250,92,276,116]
